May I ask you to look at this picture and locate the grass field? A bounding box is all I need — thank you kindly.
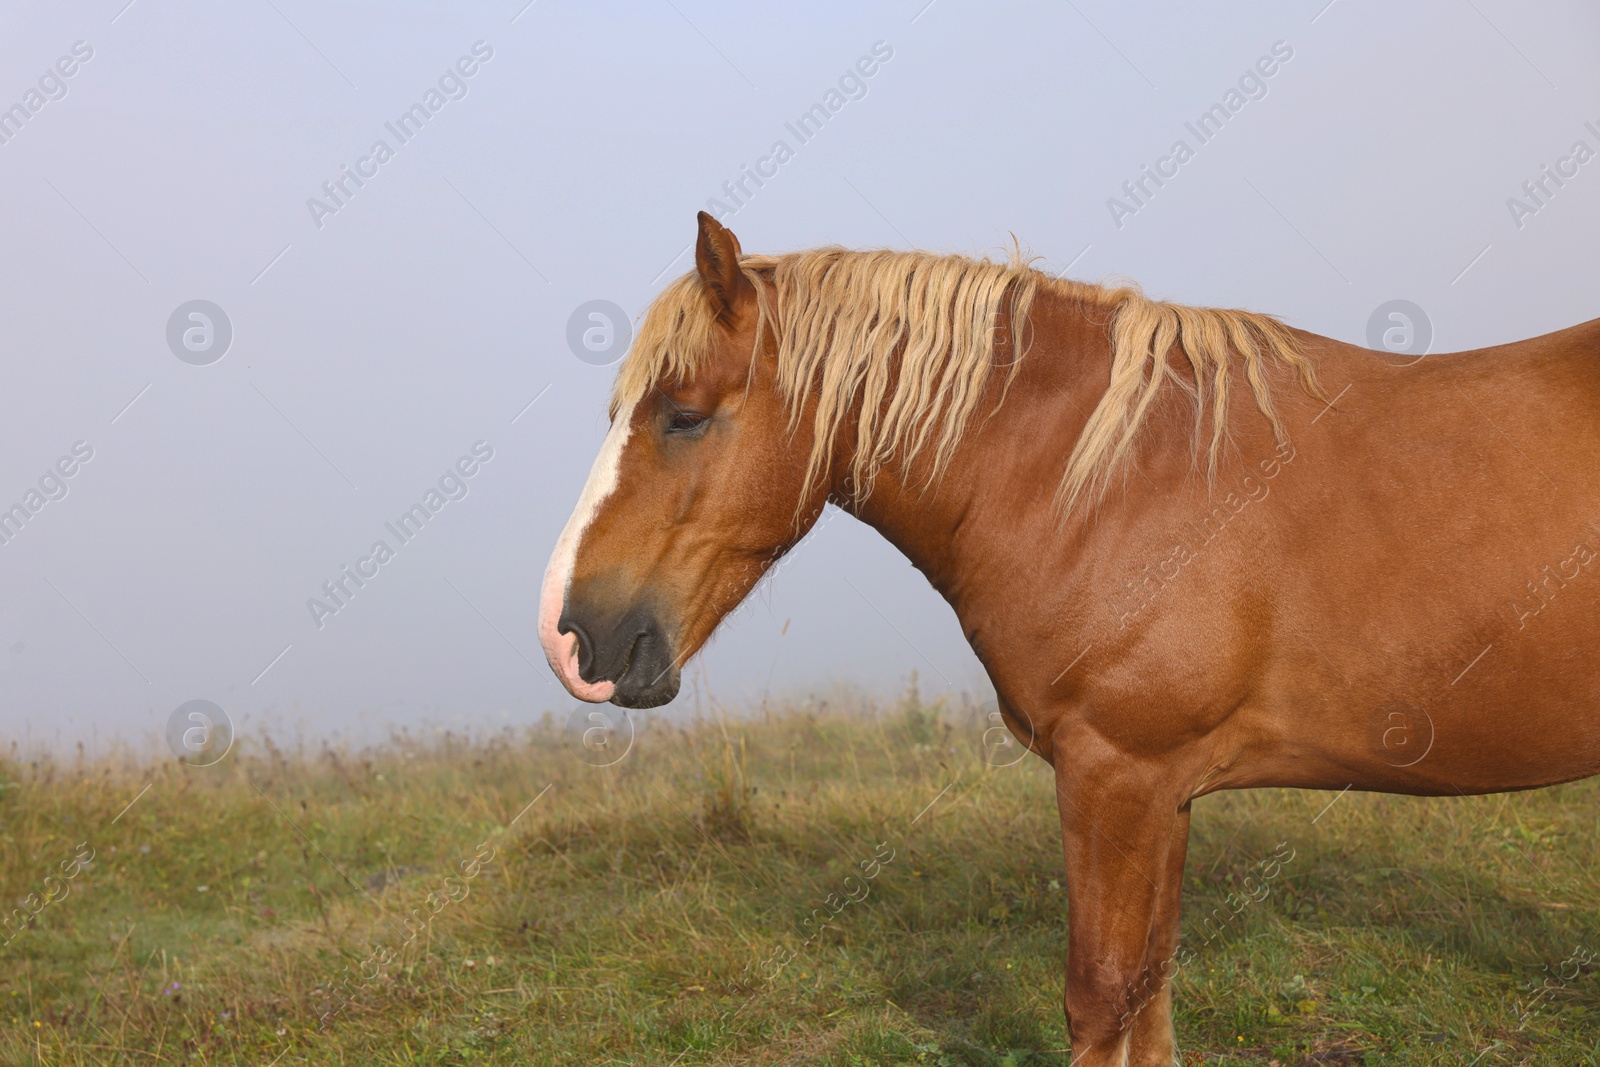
[1,688,1597,1066]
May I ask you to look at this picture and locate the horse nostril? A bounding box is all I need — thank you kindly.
[610,617,679,708]
[559,605,673,700]
[620,628,650,678]
[559,617,596,680]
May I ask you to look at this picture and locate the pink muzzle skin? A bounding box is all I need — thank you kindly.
[546,628,617,703]
[538,543,616,703]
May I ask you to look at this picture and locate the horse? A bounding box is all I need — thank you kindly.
[538,211,1600,1065]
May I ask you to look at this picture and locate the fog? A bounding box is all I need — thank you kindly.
[0,0,1595,754]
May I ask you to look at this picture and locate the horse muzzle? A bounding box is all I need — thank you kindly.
[551,602,681,709]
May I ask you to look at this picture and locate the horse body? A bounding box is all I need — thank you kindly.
[539,213,1600,1063]
[857,303,1600,801]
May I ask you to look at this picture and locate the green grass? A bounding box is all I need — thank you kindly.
[0,690,1597,1065]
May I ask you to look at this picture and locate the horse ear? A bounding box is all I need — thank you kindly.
[694,211,753,324]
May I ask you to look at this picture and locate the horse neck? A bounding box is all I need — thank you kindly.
[834,286,1119,614]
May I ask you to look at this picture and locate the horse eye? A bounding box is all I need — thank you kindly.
[666,412,708,435]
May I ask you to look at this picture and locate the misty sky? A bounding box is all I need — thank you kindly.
[0,0,1597,754]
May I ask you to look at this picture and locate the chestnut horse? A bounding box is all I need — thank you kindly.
[539,212,1600,1064]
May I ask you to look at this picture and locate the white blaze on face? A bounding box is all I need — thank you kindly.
[538,401,638,703]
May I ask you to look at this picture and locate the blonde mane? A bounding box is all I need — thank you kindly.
[613,246,1321,517]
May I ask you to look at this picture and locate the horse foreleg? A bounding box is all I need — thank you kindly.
[1121,802,1191,1066]
[1054,757,1190,1067]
